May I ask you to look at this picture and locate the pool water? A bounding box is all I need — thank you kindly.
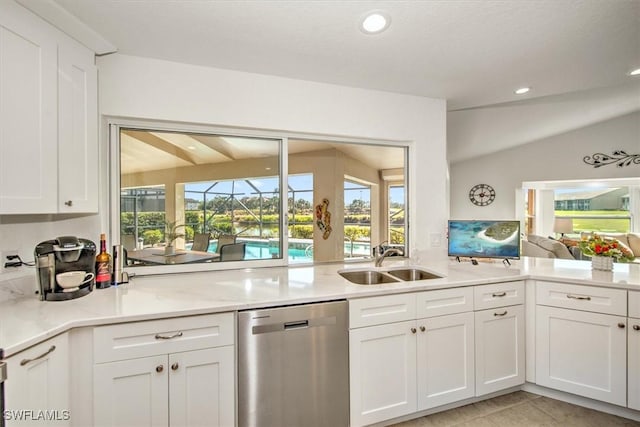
[197,239,371,262]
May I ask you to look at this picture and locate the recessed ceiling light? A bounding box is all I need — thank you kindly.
[187,146,196,150]
[629,68,640,76]
[514,87,531,95]
[361,11,390,34]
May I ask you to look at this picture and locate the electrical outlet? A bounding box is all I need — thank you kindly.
[1,249,19,273]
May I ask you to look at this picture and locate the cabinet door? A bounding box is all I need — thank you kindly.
[475,305,525,396]
[0,1,57,213]
[628,318,640,411]
[5,333,69,426]
[58,40,98,213]
[417,311,474,410]
[536,305,626,406]
[93,355,169,427]
[349,321,417,427]
[169,347,234,427]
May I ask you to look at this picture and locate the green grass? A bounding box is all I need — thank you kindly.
[555,210,630,233]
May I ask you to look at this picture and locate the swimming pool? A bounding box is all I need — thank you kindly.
[196,239,371,262]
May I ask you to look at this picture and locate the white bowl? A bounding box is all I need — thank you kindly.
[56,271,94,289]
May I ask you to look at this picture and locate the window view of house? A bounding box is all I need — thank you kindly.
[119,129,407,268]
[554,187,631,235]
[119,129,282,266]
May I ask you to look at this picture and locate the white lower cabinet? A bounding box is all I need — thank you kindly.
[349,286,484,426]
[349,320,417,426]
[628,291,640,411]
[536,305,627,406]
[168,347,234,427]
[417,312,475,409]
[94,355,168,427]
[92,313,235,427]
[93,347,234,427]
[474,305,525,396]
[4,333,70,426]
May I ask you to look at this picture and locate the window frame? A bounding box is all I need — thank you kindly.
[107,117,411,276]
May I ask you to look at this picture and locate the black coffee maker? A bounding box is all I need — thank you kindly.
[34,236,96,301]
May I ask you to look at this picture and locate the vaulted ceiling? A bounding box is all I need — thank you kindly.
[29,0,640,160]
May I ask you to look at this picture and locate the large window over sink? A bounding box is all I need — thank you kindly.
[111,122,409,273]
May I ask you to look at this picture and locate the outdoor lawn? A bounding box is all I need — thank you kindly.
[555,210,631,233]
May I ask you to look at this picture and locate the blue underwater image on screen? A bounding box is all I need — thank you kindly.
[448,220,520,259]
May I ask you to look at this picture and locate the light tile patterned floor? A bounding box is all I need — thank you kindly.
[391,392,640,426]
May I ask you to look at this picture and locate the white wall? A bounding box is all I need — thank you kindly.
[97,54,448,256]
[450,111,640,220]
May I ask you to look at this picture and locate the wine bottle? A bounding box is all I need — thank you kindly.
[95,233,112,289]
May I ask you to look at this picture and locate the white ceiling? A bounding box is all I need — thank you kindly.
[29,0,640,160]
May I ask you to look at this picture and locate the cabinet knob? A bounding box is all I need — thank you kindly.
[420,326,426,332]
[410,327,417,334]
[618,323,625,329]
[633,325,640,331]
[156,365,164,373]
[64,200,73,207]
[171,362,179,371]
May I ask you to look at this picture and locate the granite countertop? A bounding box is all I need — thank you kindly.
[1,256,639,357]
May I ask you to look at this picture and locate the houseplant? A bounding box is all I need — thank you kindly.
[164,220,185,255]
[578,234,635,270]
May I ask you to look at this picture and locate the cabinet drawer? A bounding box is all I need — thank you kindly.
[630,291,640,319]
[474,281,524,310]
[349,293,416,329]
[536,282,626,316]
[416,287,473,318]
[94,313,234,363]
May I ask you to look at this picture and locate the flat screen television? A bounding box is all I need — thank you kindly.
[448,220,521,260]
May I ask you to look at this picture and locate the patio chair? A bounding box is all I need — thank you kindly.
[191,232,211,252]
[219,242,246,261]
[215,234,236,253]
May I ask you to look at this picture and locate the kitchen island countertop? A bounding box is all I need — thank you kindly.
[1,256,639,356]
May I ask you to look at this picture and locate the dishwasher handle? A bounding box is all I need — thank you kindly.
[252,315,336,335]
[284,320,309,330]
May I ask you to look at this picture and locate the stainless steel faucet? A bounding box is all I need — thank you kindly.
[374,248,403,267]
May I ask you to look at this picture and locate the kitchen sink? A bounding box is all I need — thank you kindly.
[338,270,399,285]
[339,267,442,285]
[386,268,442,281]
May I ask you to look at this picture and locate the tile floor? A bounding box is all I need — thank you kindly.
[391,392,640,426]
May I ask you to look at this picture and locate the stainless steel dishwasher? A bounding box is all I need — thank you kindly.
[238,300,349,427]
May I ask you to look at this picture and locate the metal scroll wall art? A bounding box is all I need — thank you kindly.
[583,150,640,168]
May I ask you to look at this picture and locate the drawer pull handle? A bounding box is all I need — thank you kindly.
[20,345,56,366]
[566,294,591,301]
[633,325,640,331]
[492,292,507,297]
[618,323,626,329]
[171,362,179,371]
[420,326,426,332]
[411,327,417,334]
[156,365,164,373]
[494,311,508,317]
[155,331,183,340]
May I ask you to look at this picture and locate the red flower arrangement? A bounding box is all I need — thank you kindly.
[578,234,635,262]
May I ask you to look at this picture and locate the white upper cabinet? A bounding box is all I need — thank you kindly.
[0,0,58,213]
[0,0,97,214]
[58,40,98,212]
